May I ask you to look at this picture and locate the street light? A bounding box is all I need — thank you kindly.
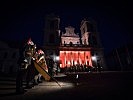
[92,55,97,61]
[91,55,97,71]
[55,56,60,61]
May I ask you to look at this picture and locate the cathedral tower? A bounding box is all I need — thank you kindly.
[43,14,60,59]
[80,18,106,70]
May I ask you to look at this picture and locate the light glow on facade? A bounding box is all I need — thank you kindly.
[59,51,92,68]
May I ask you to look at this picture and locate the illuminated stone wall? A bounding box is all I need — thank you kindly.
[61,26,80,45]
[60,51,92,68]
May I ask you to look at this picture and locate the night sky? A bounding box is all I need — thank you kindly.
[0,1,132,54]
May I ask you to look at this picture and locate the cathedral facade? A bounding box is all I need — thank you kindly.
[43,14,106,72]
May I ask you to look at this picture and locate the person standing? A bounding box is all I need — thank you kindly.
[45,56,54,76]
[24,39,38,88]
[33,49,48,84]
[16,38,36,93]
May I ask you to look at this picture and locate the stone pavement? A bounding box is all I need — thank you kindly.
[0,71,133,100]
[0,73,66,96]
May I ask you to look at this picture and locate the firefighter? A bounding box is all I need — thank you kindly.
[24,39,38,88]
[35,49,48,83]
[16,38,36,93]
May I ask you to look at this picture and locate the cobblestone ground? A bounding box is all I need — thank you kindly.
[0,71,133,100]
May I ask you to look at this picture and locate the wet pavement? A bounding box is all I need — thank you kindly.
[0,71,133,100]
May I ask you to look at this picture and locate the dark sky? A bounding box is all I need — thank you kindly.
[0,1,132,53]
